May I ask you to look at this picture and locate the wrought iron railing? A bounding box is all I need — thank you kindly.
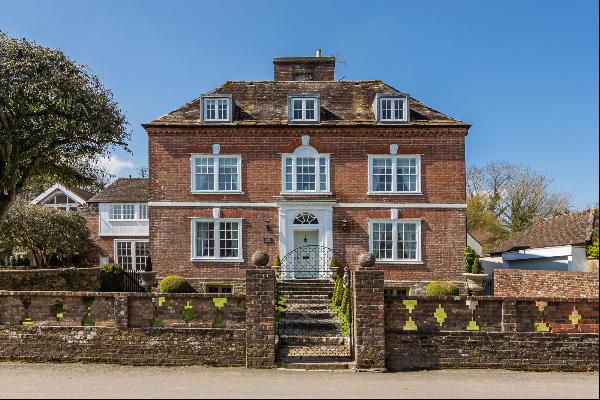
[278,245,337,280]
[122,270,145,292]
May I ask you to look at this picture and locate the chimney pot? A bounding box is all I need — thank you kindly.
[315,49,322,57]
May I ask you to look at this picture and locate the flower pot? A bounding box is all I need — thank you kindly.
[139,271,157,290]
[463,273,488,295]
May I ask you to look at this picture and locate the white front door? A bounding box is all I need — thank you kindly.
[293,230,319,278]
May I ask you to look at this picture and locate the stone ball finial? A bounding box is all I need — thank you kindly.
[251,251,270,267]
[357,252,376,269]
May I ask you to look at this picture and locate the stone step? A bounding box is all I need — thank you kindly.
[282,304,330,311]
[279,335,350,346]
[279,345,351,358]
[278,320,341,332]
[280,289,332,294]
[280,311,336,320]
[277,361,355,370]
[282,294,331,300]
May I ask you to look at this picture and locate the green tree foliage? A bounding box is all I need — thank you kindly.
[0,32,129,222]
[467,162,572,251]
[0,202,89,268]
[100,263,124,292]
[587,229,599,259]
[464,246,483,274]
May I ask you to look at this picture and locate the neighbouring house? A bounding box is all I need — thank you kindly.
[489,209,599,272]
[467,232,484,256]
[141,51,469,293]
[80,178,150,271]
[30,183,94,211]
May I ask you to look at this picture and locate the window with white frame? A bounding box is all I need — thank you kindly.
[109,204,136,220]
[369,220,421,262]
[191,155,241,193]
[377,96,409,122]
[282,148,329,193]
[115,240,149,271]
[202,97,231,122]
[192,219,242,261]
[289,96,319,122]
[369,155,420,194]
[139,204,148,220]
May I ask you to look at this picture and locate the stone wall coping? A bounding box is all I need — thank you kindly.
[0,267,101,273]
[1,325,247,333]
[386,295,599,303]
[384,329,600,337]
[0,290,245,299]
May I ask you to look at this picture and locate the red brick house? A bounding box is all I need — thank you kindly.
[143,53,469,293]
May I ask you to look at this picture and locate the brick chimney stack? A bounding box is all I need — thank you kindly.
[273,50,335,81]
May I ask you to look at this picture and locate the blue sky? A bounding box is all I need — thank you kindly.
[2,0,598,207]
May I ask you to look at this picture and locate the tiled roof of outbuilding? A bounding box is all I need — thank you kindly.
[146,80,467,126]
[490,209,599,254]
[87,178,149,203]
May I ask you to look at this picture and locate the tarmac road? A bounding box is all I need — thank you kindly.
[0,362,598,399]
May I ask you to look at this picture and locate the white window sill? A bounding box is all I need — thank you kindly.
[288,120,319,124]
[191,191,244,195]
[108,219,140,222]
[375,260,424,265]
[377,120,410,124]
[280,192,332,196]
[367,192,422,196]
[191,258,245,263]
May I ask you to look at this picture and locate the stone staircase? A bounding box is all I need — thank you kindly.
[277,279,354,370]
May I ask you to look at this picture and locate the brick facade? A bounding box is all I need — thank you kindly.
[245,268,276,368]
[147,126,467,283]
[494,269,600,298]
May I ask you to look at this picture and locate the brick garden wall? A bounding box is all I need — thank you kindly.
[494,269,600,298]
[384,295,599,371]
[0,267,101,291]
[0,290,247,366]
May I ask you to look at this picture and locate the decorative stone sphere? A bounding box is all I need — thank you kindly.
[357,252,376,269]
[251,251,270,267]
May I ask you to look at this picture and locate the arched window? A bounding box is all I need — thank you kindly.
[282,145,330,193]
[293,213,319,225]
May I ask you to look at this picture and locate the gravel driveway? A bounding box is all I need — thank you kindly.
[0,362,597,399]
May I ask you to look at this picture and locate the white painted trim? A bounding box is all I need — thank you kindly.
[30,183,87,206]
[114,239,150,271]
[367,154,422,195]
[149,202,278,207]
[337,203,467,209]
[148,201,467,209]
[281,151,330,194]
[368,218,422,263]
[190,217,243,262]
[190,154,242,194]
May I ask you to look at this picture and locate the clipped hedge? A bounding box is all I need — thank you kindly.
[159,275,196,293]
[425,281,460,296]
[100,263,124,292]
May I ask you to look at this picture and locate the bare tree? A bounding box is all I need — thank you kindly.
[467,162,572,248]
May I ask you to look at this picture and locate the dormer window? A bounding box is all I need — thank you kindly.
[201,95,233,123]
[377,95,409,123]
[288,95,320,123]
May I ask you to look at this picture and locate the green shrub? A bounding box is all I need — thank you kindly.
[145,256,153,272]
[425,281,460,296]
[100,263,124,292]
[464,246,483,274]
[159,275,196,293]
[273,254,281,267]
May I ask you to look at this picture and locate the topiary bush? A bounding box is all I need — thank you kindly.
[587,229,599,259]
[464,246,483,274]
[159,275,196,293]
[425,281,460,296]
[100,263,124,292]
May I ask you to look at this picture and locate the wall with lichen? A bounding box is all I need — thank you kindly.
[0,267,101,291]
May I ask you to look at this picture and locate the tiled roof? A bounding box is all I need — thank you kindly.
[146,81,466,126]
[87,178,149,203]
[490,210,599,254]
